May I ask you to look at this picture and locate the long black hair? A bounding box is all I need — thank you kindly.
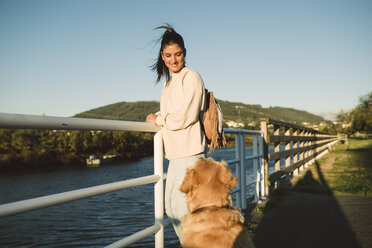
[151,23,186,83]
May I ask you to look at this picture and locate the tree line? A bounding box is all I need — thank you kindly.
[0,129,154,171]
[336,92,372,135]
[218,100,325,125]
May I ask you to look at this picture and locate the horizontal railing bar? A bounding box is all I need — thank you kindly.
[269,147,329,183]
[164,219,172,228]
[105,224,161,248]
[225,158,239,165]
[269,135,336,143]
[231,187,241,194]
[0,113,160,133]
[224,128,262,135]
[106,219,171,248]
[245,154,263,161]
[269,145,312,161]
[266,118,321,133]
[246,180,258,187]
[226,155,262,166]
[268,139,337,161]
[0,174,160,218]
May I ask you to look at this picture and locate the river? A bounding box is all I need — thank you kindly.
[0,147,273,248]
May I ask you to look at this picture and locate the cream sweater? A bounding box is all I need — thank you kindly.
[155,67,206,160]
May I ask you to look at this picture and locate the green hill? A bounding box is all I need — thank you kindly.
[218,100,325,125]
[75,100,326,126]
[74,101,160,121]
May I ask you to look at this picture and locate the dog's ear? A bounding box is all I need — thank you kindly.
[229,176,238,190]
[218,161,238,190]
[180,168,199,193]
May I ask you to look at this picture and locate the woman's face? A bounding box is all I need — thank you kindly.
[161,43,185,74]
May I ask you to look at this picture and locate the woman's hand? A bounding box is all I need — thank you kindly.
[146,113,158,124]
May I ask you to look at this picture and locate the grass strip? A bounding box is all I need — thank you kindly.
[325,138,372,196]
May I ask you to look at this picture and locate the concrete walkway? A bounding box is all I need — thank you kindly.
[250,145,372,248]
[252,192,372,248]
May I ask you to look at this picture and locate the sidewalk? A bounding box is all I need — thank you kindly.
[251,192,372,248]
[250,151,372,248]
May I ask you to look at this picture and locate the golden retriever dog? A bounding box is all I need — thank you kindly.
[180,158,255,248]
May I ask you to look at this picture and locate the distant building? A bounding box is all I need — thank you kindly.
[342,122,352,128]
[247,122,256,127]
[226,120,245,128]
[312,125,319,130]
[302,121,310,127]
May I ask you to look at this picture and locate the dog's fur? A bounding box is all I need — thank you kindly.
[180,158,255,248]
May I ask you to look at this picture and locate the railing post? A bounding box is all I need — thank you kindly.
[252,134,259,202]
[310,131,316,166]
[292,128,298,177]
[273,124,280,190]
[295,128,305,176]
[303,130,309,170]
[240,133,247,210]
[260,118,269,197]
[235,134,242,208]
[259,134,265,199]
[285,126,291,168]
[154,131,164,248]
[274,124,281,174]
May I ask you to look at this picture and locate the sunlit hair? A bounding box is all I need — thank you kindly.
[151,23,186,84]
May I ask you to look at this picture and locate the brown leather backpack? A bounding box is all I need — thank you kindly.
[200,89,226,153]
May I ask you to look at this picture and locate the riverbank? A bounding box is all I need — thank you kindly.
[0,154,143,175]
[0,129,154,172]
[247,138,372,248]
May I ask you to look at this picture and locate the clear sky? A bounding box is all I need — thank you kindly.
[1,0,371,120]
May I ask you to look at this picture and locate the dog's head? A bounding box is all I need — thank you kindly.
[180,158,238,213]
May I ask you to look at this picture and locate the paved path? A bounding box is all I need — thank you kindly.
[251,142,372,248]
[252,192,372,248]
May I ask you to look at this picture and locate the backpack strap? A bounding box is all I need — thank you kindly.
[208,92,226,153]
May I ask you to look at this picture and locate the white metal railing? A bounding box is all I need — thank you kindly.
[224,128,265,209]
[0,174,161,218]
[0,113,265,248]
[0,113,164,248]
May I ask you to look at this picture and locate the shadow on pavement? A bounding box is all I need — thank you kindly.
[251,161,365,248]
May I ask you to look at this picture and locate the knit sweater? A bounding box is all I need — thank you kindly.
[155,67,206,160]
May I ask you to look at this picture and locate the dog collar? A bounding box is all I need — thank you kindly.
[191,204,229,214]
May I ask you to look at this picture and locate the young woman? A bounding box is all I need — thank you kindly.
[146,24,206,241]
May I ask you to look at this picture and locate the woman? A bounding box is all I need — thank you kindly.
[146,24,206,241]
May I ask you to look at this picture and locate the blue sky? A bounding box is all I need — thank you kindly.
[0,0,371,120]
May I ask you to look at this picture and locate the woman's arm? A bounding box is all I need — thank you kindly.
[156,71,204,131]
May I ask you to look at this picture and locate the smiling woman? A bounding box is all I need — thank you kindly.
[150,24,187,84]
[145,24,207,245]
[161,44,185,74]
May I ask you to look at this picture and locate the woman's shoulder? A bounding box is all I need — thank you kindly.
[181,67,204,91]
[183,67,203,81]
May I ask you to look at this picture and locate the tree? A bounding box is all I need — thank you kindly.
[336,110,352,133]
[351,92,372,133]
